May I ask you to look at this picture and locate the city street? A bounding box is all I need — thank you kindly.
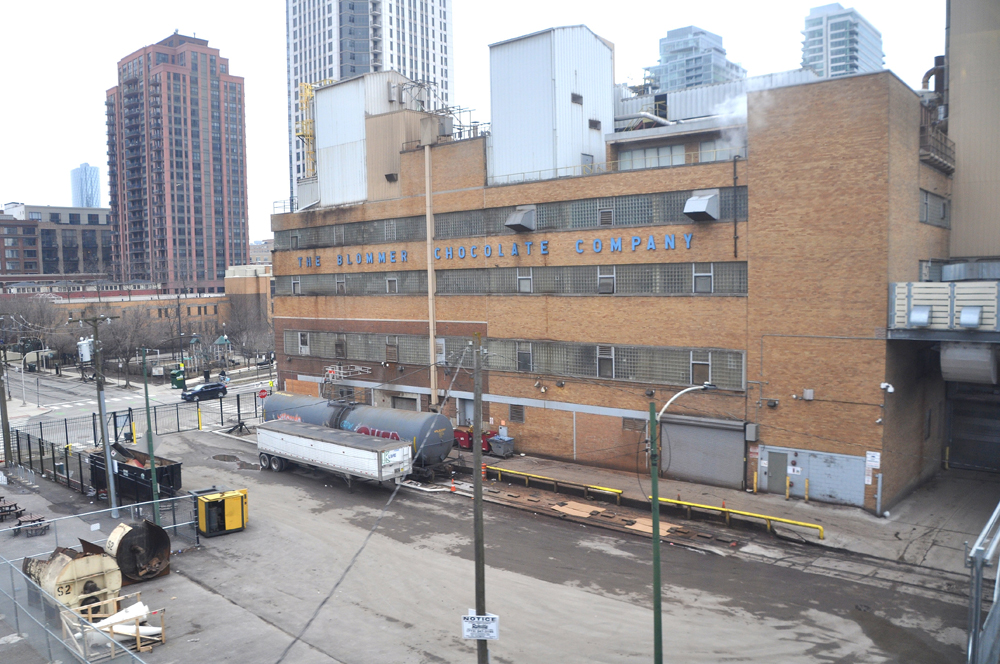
[5,426,961,664]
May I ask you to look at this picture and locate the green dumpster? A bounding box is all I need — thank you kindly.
[171,368,186,389]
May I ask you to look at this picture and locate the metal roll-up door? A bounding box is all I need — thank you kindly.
[949,384,1000,472]
[659,422,745,489]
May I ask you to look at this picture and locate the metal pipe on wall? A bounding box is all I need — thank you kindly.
[424,145,439,407]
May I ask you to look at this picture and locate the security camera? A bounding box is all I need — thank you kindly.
[880,383,894,393]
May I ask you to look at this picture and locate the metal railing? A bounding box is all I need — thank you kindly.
[273,197,298,214]
[487,147,747,187]
[967,500,1000,664]
[653,496,825,540]
[920,123,956,174]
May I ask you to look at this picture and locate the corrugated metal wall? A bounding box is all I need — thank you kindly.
[489,30,555,179]
[551,27,615,171]
[759,445,865,506]
[949,2,1000,257]
[315,78,367,206]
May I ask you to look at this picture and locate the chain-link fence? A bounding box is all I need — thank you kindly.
[2,391,266,503]
[0,553,150,662]
[0,495,195,663]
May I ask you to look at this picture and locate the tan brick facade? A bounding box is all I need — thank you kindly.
[272,72,950,511]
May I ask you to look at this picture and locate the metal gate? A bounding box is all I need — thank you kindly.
[949,383,1000,472]
[659,420,745,489]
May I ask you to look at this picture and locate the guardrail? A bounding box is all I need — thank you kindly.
[652,496,825,540]
[486,465,623,505]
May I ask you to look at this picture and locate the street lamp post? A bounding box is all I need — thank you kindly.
[648,382,715,664]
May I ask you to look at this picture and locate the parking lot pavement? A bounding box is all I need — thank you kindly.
[0,428,970,663]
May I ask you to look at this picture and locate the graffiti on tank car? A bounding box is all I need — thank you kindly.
[355,425,401,441]
[277,413,302,422]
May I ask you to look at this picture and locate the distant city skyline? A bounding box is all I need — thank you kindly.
[645,26,746,92]
[0,1,946,242]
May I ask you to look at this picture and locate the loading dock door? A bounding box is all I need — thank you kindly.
[659,422,745,489]
[949,384,1000,472]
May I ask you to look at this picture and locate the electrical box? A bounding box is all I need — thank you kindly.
[802,389,814,401]
[196,489,248,538]
[744,423,759,442]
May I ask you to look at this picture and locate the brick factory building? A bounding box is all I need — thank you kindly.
[271,26,960,513]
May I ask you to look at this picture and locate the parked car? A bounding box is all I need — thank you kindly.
[181,382,228,402]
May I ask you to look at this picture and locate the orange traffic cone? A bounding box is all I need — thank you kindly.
[450,477,457,493]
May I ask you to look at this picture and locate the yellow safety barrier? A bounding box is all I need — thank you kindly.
[652,496,825,540]
[486,465,623,505]
[131,422,137,445]
[197,405,203,431]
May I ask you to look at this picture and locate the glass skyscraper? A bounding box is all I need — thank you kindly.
[801,3,884,79]
[644,26,746,93]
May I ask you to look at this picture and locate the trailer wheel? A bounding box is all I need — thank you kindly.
[259,453,270,470]
[270,456,285,472]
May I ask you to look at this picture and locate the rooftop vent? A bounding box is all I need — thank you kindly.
[683,189,720,221]
[505,205,536,233]
[908,305,932,328]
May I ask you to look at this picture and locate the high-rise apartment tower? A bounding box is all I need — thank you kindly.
[285,0,454,199]
[106,33,248,294]
[801,3,883,79]
[71,163,101,208]
[644,26,746,93]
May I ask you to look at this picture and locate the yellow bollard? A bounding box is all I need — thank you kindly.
[197,405,203,431]
[131,422,137,445]
[805,478,809,502]
[753,471,758,494]
[785,475,790,500]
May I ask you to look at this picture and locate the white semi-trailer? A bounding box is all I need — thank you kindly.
[256,420,413,487]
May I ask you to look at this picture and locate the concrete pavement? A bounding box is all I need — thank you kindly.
[479,452,998,576]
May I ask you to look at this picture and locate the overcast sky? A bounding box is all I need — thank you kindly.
[0,0,945,242]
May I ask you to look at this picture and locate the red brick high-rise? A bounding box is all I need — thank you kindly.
[107,32,248,294]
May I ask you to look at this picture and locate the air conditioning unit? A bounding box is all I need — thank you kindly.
[505,205,537,232]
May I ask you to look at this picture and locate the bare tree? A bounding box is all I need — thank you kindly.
[223,293,273,365]
[101,305,162,387]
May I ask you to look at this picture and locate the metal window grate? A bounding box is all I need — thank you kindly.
[623,417,647,432]
[509,404,526,423]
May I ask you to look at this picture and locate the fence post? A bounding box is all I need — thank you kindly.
[25,434,32,473]
[50,443,56,484]
[78,452,85,494]
[154,405,159,434]
[92,413,98,448]
[15,430,21,467]
[39,420,44,442]
[237,394,241,423]
[37,436,44,478]
[113,410,119,443]
[220,397,224,426]
[64,418,70,447]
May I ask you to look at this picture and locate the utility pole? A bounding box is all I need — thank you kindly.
[471,332,488,664]
[142,348,161,525]
[0,355,11,467]
[70,314,120,518]
[648,401,663,664]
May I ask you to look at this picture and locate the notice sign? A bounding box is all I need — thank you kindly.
[865,452,881,469]
[462,613,499,640]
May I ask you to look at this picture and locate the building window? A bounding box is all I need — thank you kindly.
[693,263,713,293]
[516,342,532,372]
[598,266,616,294]
[49,213,61,222]
[336,274,346,294]
[88,214,100,224]
[597,345,614,378]
[3,239,16,247]
[691,350,710,385]
[291,276,301,294]
[517,267,532,293]
[335,333,347,358]
[291,234,299,249]
[385,335,399,362]
[298,332,310,355]
[386,277,398,293]
[509,403,525,423]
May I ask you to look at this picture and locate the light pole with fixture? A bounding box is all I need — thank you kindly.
[648,382,716,664]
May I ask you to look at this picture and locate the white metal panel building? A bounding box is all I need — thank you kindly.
[313,71,422,208]
[488,26,614,184]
